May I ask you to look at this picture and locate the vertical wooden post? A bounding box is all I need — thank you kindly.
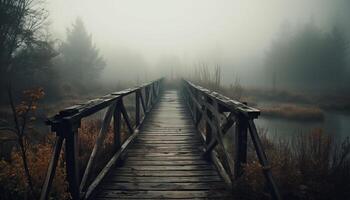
[135,90,140,126]
[192,91,198,120]
[151,84,155,104]
[234,115,248,179]
[64,121,80,200]
[205,100,213,148]
[157,80,160,96]
[205,109,213,145]
[192,104,196,123]
[40,136,64,200]
[195,108,201,127]
[113,100,122,151]
[145,86,150,110]
[204,118,212,161]
[153,82,157,98]
[205,121,212,146]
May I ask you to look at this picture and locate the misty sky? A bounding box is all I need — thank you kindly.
[46,0,348,84]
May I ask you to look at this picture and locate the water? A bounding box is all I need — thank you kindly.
[255,111,350,141]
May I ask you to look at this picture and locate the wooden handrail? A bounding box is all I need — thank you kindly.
[181,79,281,200]
[40,78,163,200]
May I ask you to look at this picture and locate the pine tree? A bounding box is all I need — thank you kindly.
[60,17,105,90]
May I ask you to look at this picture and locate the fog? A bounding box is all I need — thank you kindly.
[47,0,349,86]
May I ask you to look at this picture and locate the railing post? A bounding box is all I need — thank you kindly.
[194,107,200,127]
[135,90,141,126]
[248,119,281,200]
[203,118,213,162]
[151,83,156,103]
[234,115,248,178]
[64,120,80,200]
[113,100,122,151]
[154,82,157,100]
[145,86,150,110]
[157,80,161,96]
[40,136,64,200]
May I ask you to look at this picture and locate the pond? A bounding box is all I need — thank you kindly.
[255,111,350,141]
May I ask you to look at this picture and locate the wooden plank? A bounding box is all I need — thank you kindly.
[95,197,230,200]
[129,146,202,151]
[105,176,222,183]
[126,155,203,160]
[126,149,202,154]
[112,170,218,177]
[98,182,227,190]
[126,152,202,157]
[135,136,200,140]
[91,89,232,200]
[135,137,200,140]
[142,125,196,128]
[133,140,202,144]
[124,160,208,166]
[94,190,231,199]
[131,144,201,148]
[117,165,213,171]
[140,131,197,135]
[138,134,198,137]
[135,138,199,142]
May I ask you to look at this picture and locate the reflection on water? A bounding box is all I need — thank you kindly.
[255,112,350,141]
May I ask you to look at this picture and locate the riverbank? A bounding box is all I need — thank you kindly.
[259,103,324,121]
[245,87,350,114]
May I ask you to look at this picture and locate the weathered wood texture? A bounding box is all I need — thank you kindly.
[41,79,162,200]
[92,90,232,199]
[182,80,281,200]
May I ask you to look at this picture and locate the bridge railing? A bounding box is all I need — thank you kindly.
[182,80,281,200]
[40,78,163,200]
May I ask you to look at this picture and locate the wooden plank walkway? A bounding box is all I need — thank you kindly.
[93,90,232,199]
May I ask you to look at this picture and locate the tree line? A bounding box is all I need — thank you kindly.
[0,0,105,103]
[0,1,106,198]
[265,21,349,90]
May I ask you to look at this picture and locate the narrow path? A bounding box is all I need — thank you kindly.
[93,90,232,199]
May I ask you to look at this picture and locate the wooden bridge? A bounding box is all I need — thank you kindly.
[40,79,281,200]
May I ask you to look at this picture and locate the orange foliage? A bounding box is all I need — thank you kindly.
[15,87,45,116]
[0,135,69,199]
[78,120,114,167]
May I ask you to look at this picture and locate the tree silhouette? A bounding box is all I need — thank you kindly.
[59,17,105,91]
[265,22,348,89]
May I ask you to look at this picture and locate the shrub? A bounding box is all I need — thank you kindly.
[237,128,350,200]
[0,135,69,200]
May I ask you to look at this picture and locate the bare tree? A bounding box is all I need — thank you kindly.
[0,0,48,198]
[0,0,48,77]
[1,85,45,198]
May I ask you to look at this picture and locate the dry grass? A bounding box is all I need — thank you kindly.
[0,135,69,200]
[260,104,324,121]
[235,128,350,200]
[189,69,350,199]
[78,119,131,189]
[246,88,311,104]
[0,118,130,200]
[246,88,350,113]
